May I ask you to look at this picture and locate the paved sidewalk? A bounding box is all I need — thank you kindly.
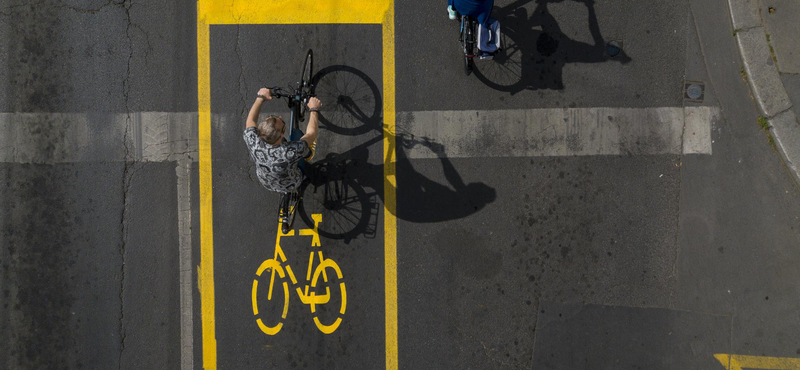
[728,0,800,186]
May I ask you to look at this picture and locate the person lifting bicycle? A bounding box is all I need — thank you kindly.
[243,87,321,194]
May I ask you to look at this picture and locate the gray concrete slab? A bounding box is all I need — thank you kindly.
[530,302,731,370]
[769,110,800,187]
[737,27,792,117]
[782,73,800,122]
[759,0,800,73]
[728,0,762,31]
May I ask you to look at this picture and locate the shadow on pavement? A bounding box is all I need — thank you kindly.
[474,0,631,94]
[297,65,496,242]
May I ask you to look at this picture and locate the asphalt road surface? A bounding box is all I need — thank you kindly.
[1,0,799,369]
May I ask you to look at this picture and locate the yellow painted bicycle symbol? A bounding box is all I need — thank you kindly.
[251,214,347,335]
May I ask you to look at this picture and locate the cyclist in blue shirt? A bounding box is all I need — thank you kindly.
[447,0,494,27]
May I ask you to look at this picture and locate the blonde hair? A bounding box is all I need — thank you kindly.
[257,116,284,144]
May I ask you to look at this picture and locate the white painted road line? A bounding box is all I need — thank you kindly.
[0,112,198,163]
[0,107,716,163]
[397,107,718,159]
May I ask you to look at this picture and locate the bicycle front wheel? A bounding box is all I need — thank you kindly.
[301,49,314,92]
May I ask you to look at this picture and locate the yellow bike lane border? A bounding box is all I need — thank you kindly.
[196,1,398,369]
[714,354,800,370]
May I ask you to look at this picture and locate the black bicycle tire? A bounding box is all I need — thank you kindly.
[297,176,371,242]
[286,192,300,231]
[301,49,313,93]
[471,28,525,92]
[279,193,290,234]
[464,17,475,76]
[309,65,383,136]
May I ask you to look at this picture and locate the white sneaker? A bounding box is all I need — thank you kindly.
[447,5,457,20]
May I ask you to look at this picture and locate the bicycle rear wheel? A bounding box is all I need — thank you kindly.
[279,191,300,234]
[462,18,474,76]
[279,193,288,234]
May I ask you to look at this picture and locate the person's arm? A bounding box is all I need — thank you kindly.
[300,97,321,146]
[246,87,272,129]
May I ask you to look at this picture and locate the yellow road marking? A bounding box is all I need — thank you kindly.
[715,354,800,370]
[382,6,398,370]
[198,0,396,368]
[196,5,217,369]
[200,0,390,24]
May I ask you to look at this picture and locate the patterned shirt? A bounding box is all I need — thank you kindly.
[243,127,310,193]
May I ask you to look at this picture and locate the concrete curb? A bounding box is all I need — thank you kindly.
[727,0,800,186]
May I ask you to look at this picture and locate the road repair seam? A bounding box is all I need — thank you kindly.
[728,0,800,186]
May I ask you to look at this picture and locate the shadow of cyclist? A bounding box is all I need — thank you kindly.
[394,133,497,223]
[297,65,496,238]
[476,0,631,93]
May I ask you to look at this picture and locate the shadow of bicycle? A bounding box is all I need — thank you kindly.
[297,65,496,242]
[474,0,632,94]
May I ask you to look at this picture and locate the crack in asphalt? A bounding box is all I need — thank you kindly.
[118,0,134,367]
[234,23,248,117]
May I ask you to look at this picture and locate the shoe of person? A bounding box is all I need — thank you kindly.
[478,51,494,60]
[447,5,457,20]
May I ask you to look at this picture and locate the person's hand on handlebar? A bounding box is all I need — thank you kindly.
[307,97,321,110]
[257,87,273,101]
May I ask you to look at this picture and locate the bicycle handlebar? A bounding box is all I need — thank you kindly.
[266,85,315,102]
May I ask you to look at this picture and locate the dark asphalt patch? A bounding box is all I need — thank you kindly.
[0,162,181,369]
[0,0,197,113]
[531,302,730,370]
[396,155,682,370]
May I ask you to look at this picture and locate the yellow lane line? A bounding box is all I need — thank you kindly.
[382,4,398,370]
[201,0,390,24]
[715,354,800,370]
[196,6,217,369]
[198,1,396,369]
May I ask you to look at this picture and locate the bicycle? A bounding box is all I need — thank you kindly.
[251,213,347,335]
[267,49,315,234]
[459,14,479,76]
